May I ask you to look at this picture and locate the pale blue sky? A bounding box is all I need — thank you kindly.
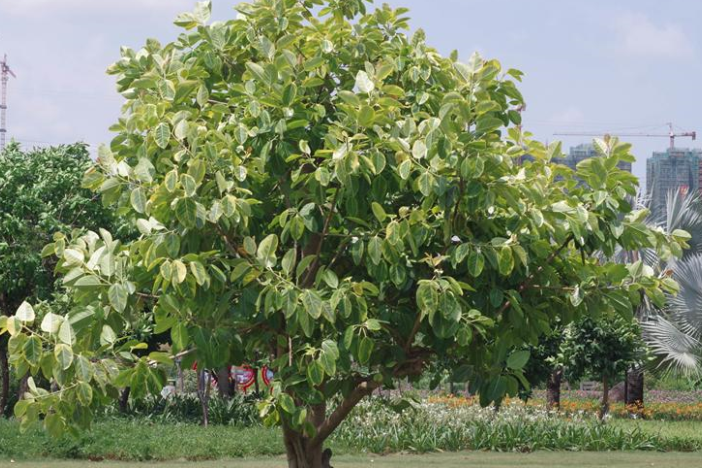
[2,0,701,186]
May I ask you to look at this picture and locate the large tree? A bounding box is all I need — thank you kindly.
[0,143,116,416]
[0,1,687,467]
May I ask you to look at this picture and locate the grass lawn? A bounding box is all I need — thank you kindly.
[611,419,702,444]
[7,452,702,468]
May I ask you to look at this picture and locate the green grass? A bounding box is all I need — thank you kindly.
[0,419,286,461]
[612,419,702,445]
[1,417,701,463]
[7,452,702,468]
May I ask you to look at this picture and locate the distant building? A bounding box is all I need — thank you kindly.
[646,148,702,218]
[558,143,633,173]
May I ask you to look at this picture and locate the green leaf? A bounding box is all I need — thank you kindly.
[23,336,42,366]
[130,188,147,213]
[246,62,268,84]
[371,202,386,223]
[355,71,374,93]
[412,140,427,160]
[175,198,197,228]
[181,174,197,197]
[302,290,323,319]
[171,323,189,351]
[498,246,514,276]
[54,344,74,370]
[282,83,297,106]
[282,249,296,275]
[16,302,35,323]
[153,122,171,149]
[189,261,208,286]
[108,284,128,313]
[101,325,117,345]
[358,105,376,127]
[358,336,374,364]
[58,320,75,345]
[307,360,324,386]
[506,350,530,370]
[398,159,411,180]
[173,260,187,284]
[45,413,65,438]
[77,381,93,405]
[256,234,279,269]
[279,393,296,414]
[40,313,63,334]
[467,251,485,277]
[74,355,94,382]
[368,237,382,265]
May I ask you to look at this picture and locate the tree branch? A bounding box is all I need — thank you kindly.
[308,379,379,450]
[301,188,340,287]
[497,234,574,316]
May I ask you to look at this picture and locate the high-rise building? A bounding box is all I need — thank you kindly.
[558,143,633,173]
[646,148,702,218]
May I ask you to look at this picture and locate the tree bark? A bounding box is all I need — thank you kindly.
[197,369,211,427]
[119,387,131,414]
[281,381,379,468]
[0,339,9,417]
[18,374,29,401]
[216,367,233,399]
[546,367,562,409]
[600,375,610,421]
[625,366,644,414]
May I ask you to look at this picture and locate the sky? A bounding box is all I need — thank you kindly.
[1,0,701,187]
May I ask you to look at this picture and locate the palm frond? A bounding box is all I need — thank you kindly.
[642,316,701,374]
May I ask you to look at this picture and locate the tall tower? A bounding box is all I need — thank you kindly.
[0,54,16,151]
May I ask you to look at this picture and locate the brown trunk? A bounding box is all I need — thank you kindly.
[197,369,211,427]
[546,367,562,409]
[119,387,131,413]
[254,367,261,395]
[283,425,332,468]
[625,366,644,414]
[600,375,610,421]
[18,374,29,401]
[0,339,8,417]
[216,367,233,399]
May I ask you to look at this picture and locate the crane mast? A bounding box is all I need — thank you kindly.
[0,54,16,152]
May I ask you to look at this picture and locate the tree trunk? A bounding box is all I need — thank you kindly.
[119,387,131,414]
[216,367,233,399]
[18,374,29,401]
[0,339,8,417]
[625,366,644,414]
[546,367,562,409]
[600,375,610,421]
[280,381,379,468]
[283,423,333,468]
[197,369,211,427]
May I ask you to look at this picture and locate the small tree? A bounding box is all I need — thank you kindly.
[0,1,686,467]
[563,316,646,419]
[518,328,564,408]
[0,143,117,416]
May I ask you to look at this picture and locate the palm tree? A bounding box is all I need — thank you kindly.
[638,190,702,384]
[614,189,702,405]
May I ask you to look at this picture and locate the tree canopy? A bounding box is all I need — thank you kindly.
[0,142,118,416]
[0,1,689,467]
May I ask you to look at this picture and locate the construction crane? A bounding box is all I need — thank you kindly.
[555,123,696,150]
[0,54,16,151]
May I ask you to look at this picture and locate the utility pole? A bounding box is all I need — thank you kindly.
[0,54,16,152]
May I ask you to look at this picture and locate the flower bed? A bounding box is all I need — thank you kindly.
[428,394,702,421]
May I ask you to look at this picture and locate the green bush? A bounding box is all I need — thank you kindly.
[102,393,260,427]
